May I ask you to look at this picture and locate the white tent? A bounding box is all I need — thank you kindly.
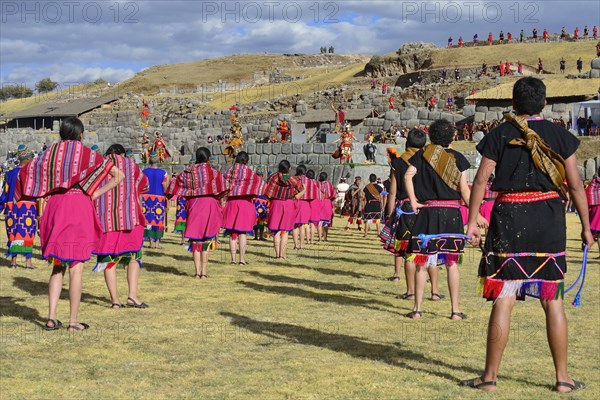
[572,100,600,132]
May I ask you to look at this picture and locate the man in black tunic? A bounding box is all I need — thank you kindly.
[462,76,592,393]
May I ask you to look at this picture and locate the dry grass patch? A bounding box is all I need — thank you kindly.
[0,212,598,399]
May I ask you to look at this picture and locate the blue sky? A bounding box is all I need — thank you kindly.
[1,0,598,88]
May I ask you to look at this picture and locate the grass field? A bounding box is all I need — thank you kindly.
[430,40,597,75]
[0,210,598,399]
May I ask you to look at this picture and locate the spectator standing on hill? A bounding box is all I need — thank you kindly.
[519,29,525,42]
[560,27,567,41]
[543,28,549,42]
[574,27,580,41]
[593,26,598,40]
[577,57,583,73]
[559,58,566,73]
[473,33,479,46]
[507,32,512,43]
[448,36,453,47]
[505,60,511,75]
[517,61,523,75]
[583,26,589,39]
[499,31,505,43]
[488,32,493,45]
[537,58,543,74]
[440,69,447,83]
[532,28,538,42]
[454,67,460,80]
[499,61,505,77]
[382,82,387,95]
[458,36,463,47]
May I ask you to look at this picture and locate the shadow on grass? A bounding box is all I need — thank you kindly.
[274,261,380,280]
[143,262,189,276]
[237,280,405,316]
[247,271,373,294]
[0,296,45,326]
[221,312,550,389]
[12,276,108,306]
[220,312,476,382]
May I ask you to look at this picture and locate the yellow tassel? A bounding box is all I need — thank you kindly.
[477,277,485,294]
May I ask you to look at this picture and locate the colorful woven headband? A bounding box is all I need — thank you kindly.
[15,145,33,162]
[149,152,160,164]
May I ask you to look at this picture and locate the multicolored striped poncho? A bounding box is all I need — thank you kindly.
[320,180,336,200]
[166,162,226,198]
[94,154,149,232]
[264,173,303,200]
[587,176,600,206]
[300,176,320,200]
[16,140,112,200]
[225,163,265,197]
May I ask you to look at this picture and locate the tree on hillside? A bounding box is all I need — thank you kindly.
[93,78,108,85]
[0,88,8,101]
[1,84,34,99]
[35,78,58,93]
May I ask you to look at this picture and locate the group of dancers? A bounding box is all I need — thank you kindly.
[0,119,339,331]
[1,76,598,393]
[378,77,595,393]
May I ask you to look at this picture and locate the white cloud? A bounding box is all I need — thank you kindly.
[1,1,597,88]
[4,65,135,87]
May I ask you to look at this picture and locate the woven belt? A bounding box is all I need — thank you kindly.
[422,200,460,208]
[496,191,560,203]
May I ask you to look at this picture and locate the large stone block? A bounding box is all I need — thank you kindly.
[474,112,486,123]
[313,143,324,154]
[417,109,429,119]
[428,111,441,120]
[440,113,454,122]
[268,154,277,165]
[325,143,337,153]
[262,143,272,154]
[292,143,303,154]
[400,108,418,120]
[296,154,307,164]
[272,143,282,154]
[584,158,596,180]
[589,69,600,78]
[318,154,331,165]
[255,143,264,154]
[302,143,313,153]
[281,143,291,154]
[577,165,585,181]
[246,144,256,154]
[591,58,600,69]
[463,104,476,117]
[259,154,269,165]
[475,106,488,112]
[308,154,319,165]
[485,111,499,122]
[552,103,567,113]
[384,111,397,120]
[407,119,420,128]
[383,120,392,131]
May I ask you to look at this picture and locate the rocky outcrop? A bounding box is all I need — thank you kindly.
[364,42,437,78]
